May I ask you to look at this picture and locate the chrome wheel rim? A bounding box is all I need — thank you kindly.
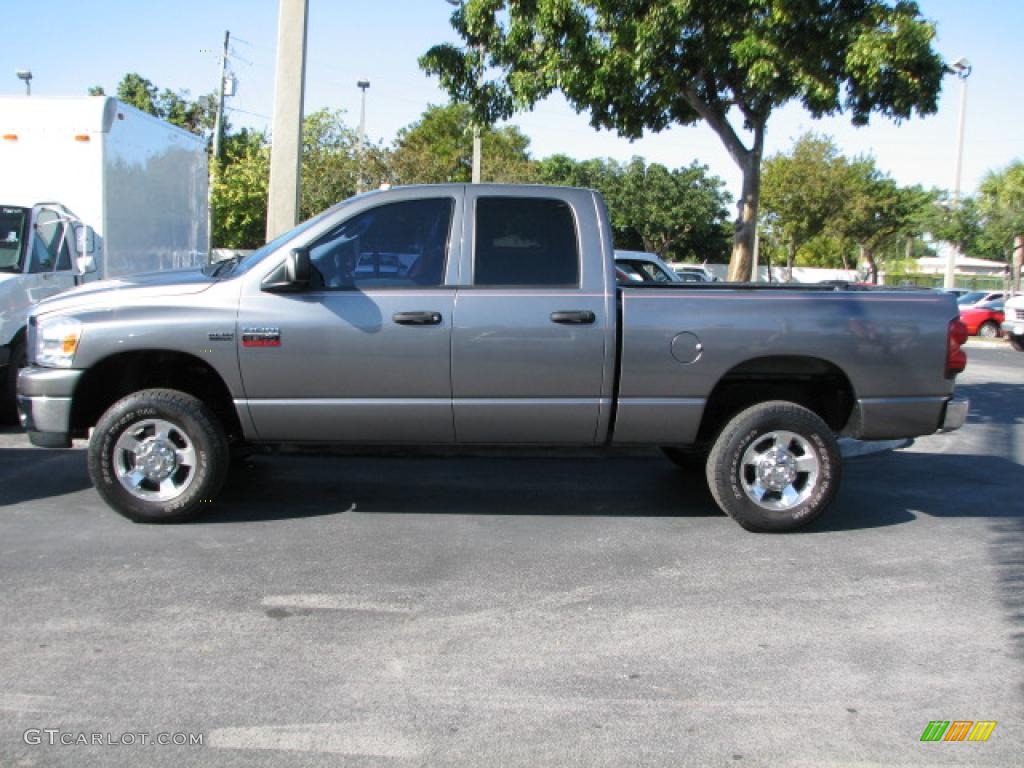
[113,419,198,502]
[740,430,820,511]
[979,323,996,338]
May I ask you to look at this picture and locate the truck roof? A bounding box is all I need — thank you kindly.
[0,96,204,147]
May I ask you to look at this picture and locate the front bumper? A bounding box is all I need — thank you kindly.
[1001,320,1024,337]
[16,367,84,448]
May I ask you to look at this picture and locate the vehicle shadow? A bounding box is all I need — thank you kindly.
[200,455,723,524]
[0,443,92,507]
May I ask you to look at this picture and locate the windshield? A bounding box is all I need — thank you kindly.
[957,292,987,305]
[230,202,353,277]
[0,206,28,272]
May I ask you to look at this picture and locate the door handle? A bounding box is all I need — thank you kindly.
[550,310,596,325]
[393,311,443,326]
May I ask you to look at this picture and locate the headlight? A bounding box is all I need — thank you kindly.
[35,316,83,368]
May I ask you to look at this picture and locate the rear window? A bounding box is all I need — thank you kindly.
[473,197,579,286]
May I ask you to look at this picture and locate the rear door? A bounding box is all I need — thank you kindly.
[451,188,613,444]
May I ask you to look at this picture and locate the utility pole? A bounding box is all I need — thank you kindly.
[211,31,230,168]
[208,30,229,256]
[356,80,369,193]
[266,0,310,241]
[16,69,32,96]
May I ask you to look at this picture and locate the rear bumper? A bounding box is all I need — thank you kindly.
[16,367,83,448]
[846,395,967,439]
[939,397,969,432]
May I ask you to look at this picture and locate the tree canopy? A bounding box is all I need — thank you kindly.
[391,103,535,184]
[421,0,946,281]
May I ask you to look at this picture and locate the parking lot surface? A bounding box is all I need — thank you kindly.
[1,342,1022,766]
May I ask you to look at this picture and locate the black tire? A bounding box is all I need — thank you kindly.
[1010,334,1024,352]
[661,446,708,472]
[706,401,841,532]
[1,337,27,425]
[978,321,998,338]
[87,388,229,523]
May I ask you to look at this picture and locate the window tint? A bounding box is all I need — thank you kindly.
[308,198,453,289]
[29,209,71,274]
[0,207,27,271]
[474,197,579,286]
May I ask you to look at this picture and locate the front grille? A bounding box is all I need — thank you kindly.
[1016,308,1024,321]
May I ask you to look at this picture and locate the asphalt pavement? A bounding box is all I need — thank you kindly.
[1,342,1021,766]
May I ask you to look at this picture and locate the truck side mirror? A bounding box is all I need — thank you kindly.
[72,224,97,275]
[262,248,311,293]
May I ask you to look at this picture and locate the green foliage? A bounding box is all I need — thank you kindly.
[761,133,851,272]
[390,103,535,184]
[538,154,731,263]
[422,0,946,280]
[828,157,931,281]
[112,73,220,140]
[978,161,1024,259]
[210,129,269,249]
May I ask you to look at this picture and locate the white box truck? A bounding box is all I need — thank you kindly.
[0,96,208,418]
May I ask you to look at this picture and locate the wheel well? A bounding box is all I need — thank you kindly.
[70,351,242,439]
[696,356,855,444]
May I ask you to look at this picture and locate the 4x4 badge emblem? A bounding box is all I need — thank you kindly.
[241,327,281,347]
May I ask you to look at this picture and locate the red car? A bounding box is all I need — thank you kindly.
[959,301,1005,338]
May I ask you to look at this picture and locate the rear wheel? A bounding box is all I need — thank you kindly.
[978,321,998,338]
[706,401,841,532]
[88,389,229,523]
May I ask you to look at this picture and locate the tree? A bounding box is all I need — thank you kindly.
[391,103,536,184]
[831,159,929,283]
[301,109,390,219]
[210,129,270,249]
[616,158,731,262]
[978,162,1024,291]
[111,73,220,140]
[421,0,945,281]
[761,134,850,279]
[538,155,731,262]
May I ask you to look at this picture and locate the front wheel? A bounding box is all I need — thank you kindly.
[88,389,229,523]
[1009,334,1024,352]
[706,401,841,532]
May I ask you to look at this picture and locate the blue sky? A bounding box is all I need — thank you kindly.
[3,1,1020,203]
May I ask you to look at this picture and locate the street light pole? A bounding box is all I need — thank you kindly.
[16,69,32,96]
[944,57,972,290]
[444,0,481,183]
[357,80,370,193]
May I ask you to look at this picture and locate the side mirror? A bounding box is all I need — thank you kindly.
[262,248,311,293]
[71,224,97,275]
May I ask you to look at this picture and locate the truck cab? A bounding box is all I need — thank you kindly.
[0,203,94,418]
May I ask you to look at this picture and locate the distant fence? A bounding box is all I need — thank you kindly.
[885,273,1007,291]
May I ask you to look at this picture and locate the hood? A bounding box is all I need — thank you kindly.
[33,268,216,316]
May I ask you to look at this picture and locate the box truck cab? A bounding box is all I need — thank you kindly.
[0,96,208,418]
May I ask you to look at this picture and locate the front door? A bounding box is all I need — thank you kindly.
[238,195,460,443]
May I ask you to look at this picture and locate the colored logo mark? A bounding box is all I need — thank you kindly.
[920,721,997,742]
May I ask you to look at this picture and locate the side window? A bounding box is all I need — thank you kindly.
[474,197,579,286]
[28,209,71,273]
[308,198,453,290]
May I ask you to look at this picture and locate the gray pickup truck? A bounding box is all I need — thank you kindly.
[17,184,969,531]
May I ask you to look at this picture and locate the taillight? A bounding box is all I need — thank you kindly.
[946,318,968,377]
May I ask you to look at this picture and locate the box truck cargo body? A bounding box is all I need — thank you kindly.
[0,95,209,418]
